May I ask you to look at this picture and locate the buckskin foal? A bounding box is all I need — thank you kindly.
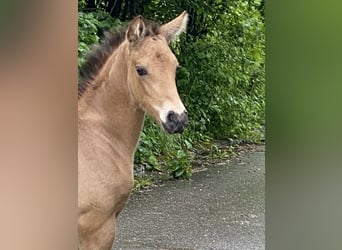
[78,12,189,249]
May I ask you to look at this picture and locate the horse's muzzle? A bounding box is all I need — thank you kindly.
[162,111,188,134]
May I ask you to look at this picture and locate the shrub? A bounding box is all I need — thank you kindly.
[176,0,265,142]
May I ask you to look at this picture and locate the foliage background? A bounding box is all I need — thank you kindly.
[78,0,265,180]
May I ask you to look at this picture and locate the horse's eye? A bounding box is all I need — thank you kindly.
[136,66,148,76]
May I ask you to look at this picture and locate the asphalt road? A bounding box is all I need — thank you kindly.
[114,145,265,250]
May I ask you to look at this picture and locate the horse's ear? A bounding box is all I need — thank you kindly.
[159,11,188,43]
[127,15,146,45]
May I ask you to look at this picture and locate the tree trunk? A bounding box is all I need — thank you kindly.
[107,0,123,18]
[85,0,96,11]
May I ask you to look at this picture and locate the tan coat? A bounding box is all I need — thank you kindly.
[78,12,189,249]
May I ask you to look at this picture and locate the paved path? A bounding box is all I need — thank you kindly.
[114,145,265,250]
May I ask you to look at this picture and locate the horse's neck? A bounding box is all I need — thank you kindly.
[79,43,145,158]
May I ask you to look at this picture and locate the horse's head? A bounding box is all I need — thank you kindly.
[125,12,189,134]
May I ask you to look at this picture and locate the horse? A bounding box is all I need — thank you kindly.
[78,12,189,249]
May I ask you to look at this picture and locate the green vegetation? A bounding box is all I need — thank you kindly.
[78,0,265,182]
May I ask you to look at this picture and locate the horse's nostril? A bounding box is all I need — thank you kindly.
[163,111,188,134]
[167,111,176,122]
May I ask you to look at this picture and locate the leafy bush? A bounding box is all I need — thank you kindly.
[177,0,265,142]
[134,116,194,179]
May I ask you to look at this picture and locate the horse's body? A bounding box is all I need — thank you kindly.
[78,12,189,249]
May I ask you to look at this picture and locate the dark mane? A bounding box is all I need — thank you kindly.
[78,27,126,97]
[78,20,160,98]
